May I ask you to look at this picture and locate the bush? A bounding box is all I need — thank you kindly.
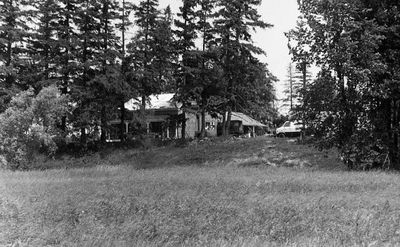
[0,86,69,170]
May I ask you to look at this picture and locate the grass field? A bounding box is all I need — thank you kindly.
[1,137,400,246]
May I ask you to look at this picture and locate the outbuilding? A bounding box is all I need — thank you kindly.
[225,112,267,137]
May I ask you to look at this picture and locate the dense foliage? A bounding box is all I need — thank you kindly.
[289,0,400,169]
[0,0,276,168]
[0,85,69,169]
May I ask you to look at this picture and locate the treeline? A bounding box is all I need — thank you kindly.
[0,0,276,167]
[289,0,400,170]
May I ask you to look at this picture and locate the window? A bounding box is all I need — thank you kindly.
[283,121,291,127]
[206,121,215,131]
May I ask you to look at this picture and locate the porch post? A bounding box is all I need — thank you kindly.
[166,126,170,139]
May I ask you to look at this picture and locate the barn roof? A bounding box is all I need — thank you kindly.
[231,112,266,127]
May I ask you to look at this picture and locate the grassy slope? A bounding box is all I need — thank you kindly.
[1,137,400,246]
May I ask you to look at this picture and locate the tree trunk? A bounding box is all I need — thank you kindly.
[200,108,206,138]
[336,64,351,147]
[4,0,15,92]
[200,9,207,139]
[119,100,126,141]
[60,83,68,133]
[394,100,400,169]
[225,107,232,136]
[290,76,293,111]
[5,31,13,89]
[119,0,126,142]
[300,61,307,143]
[6,35,12,67]
[80,127,87,145]
[141,94,147,133]
[181,111,186,139]
[390,99,400,169]
[6,7,12,67]
[221,112,226,137]
[61,0,71,133]
[337,66,347,109]
[99,1,110,144]
[101,105,107,143]
[80,2,89,145]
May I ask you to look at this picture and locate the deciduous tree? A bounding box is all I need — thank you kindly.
[292,0,399,169]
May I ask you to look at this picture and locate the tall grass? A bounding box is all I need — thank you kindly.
[30,137,341,171]
[2,164,400,246]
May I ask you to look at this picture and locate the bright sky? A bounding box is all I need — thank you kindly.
[255,1,300,102]
[157,0,301,111]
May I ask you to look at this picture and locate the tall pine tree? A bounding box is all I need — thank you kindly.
[27,0,60,92]
[214,0,272,135]
[95,0,122,142]
[174,0,200,139]
[0,0,32,112]
[72,0,103,144]
[128,0,160,131]
[116,0,134,141]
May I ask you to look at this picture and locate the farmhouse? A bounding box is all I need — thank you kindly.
[107,93,219,140]
[107,94,269,141]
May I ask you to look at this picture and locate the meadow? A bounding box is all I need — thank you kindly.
[1,137,400,246]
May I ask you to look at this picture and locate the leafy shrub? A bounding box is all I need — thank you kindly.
[0,86,69,170]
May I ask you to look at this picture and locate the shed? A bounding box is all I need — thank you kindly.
[231,112,266,127]
[227,112,266,137]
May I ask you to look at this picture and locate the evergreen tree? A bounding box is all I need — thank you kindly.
[117,0,134,141]
[94,0,122,143]
[153,6,176,92]
[55,0,81,131]
[282,63,297,112]
[195,0,217,138]
[175,0,220,138]
[128,0,160,127]
[70,0,123,143]
[26,0,60,92]
[174,0,200,139]
[286,17,313,126]
[72,0,103,144]
[199,0,217,138]
[0,0,32,112]
[214,0,272,135]
[235,58,277,123]
[174,0,199,50]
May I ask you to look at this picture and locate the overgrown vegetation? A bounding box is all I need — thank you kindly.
[0,86,68,169]
[1,137,400,246]
[20,137,338,171]
[288,0,400,169]
[0,0,277,169]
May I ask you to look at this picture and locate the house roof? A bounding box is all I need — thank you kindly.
[231,112,266,127]
[125,93,181,111]
[124,95,265,127]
